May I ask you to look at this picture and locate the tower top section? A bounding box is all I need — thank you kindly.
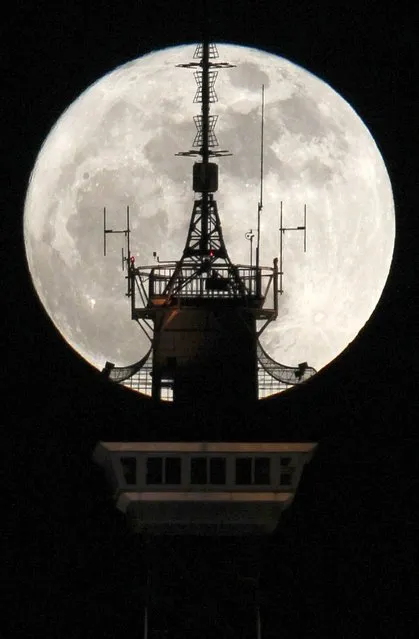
[101,40,316,401]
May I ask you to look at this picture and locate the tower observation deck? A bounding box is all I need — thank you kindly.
[102,41,316,404]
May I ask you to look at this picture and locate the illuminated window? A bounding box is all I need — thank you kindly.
[121,456,137,485]
[235,457,271,485]
[160,379,173,402]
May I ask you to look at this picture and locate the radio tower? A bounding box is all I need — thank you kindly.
[95,18,317,639]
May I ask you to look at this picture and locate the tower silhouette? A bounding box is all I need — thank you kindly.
[95,31,317,639]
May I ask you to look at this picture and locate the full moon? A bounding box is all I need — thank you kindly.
[24,44,394,387]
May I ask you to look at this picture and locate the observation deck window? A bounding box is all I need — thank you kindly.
[146,457,162,484]
[120,457,137,486]
[165,457,181,484]
[190,456,226,485]
[235,457,271,486]
[280,472,293,486]
[146,456,181,485]
[254,457,270,484]
[235,457,252,485]
[209,457,226,484]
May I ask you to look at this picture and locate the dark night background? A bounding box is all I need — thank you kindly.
[4,1,418,637]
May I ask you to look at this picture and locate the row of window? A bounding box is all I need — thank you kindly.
[120,455,294,487]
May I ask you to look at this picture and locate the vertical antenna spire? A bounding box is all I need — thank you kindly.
[175,34,234,261]
[201,37,210,253]
[201,38,210,166]
[176,46,234,161]
[259,85,265,215]
[256,85,265,295]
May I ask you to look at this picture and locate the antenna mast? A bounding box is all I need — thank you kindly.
[278,202,307,294]
[200,27,210,252]
[256,85,264,296]
[103,205,132,295]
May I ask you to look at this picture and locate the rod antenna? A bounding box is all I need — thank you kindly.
[103,205,132,297]
[278,202,307,294]
[256,84,265,294]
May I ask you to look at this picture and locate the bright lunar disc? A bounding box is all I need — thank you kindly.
[24,44,395,383]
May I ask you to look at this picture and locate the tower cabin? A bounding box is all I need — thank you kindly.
[94,442,316,535]
[95,40,317,538]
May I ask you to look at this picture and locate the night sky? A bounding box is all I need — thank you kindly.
[5,1,418,637]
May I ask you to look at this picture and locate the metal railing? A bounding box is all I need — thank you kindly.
[131,262,276,304]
